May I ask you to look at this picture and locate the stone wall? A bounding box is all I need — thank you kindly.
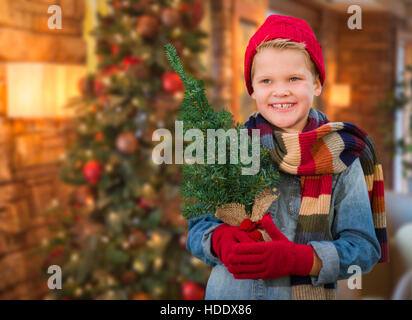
[0,0,85,299]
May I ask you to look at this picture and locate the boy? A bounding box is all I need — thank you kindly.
[186,15,387,300]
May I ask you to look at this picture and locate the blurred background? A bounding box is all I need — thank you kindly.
[0,0,411,300]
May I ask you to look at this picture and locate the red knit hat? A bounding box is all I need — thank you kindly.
[244,15,325,96]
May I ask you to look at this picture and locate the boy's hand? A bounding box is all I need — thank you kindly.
[211,224,254,266]
[226,215,314,279]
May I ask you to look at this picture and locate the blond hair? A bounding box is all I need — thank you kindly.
[250,38,319,83]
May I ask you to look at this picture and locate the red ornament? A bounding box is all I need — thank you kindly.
[82,161,103,184]
[94,79,107,97]
[111,44,120,56]
[181,281,204,300]
[49,245,64,259]
[43,244,65,269]
[94,132,103,142]
[180,0,204,28]
[137,198,151,211]
[162,72,184,94]
[101,65,120,76]
[122,56,143,71]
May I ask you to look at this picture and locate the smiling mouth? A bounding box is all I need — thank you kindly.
[268,103,296,110]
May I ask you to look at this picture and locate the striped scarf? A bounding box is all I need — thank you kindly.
[245,109,389,300]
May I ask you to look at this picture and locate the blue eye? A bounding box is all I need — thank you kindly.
[262,79,271,83]
[290,77,299,82]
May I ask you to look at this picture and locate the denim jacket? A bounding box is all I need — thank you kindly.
[186,157,381,300]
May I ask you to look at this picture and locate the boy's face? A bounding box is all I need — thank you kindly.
[251,47,322,133]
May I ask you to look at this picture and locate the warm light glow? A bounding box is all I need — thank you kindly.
[329,84,351,107]
[6,63,86,118]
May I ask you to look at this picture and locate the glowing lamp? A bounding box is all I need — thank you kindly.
[329,84,351,108]
[6,63,85,118]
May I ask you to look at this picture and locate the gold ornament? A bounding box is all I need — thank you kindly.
[183,48,191,56]
[130,30,138,40]
[41,238,49,247]
[101,290,116,300]
[59,153,67,161]
[149,114,157,123]
[141,183,154,198]
[147,230,171,250]
[70,253,79,262]
[152,285,164,297]
[74,287,83,297]
[79,124,88,133]
[171,0,181,8]
[151,3,160,13]
[122,241,129,249]
[109,212,120,222]
[85,149,93,157]
[153,256,163,270]
[147,231,163,249]
[132,259,146,273]
[105,163,114,173]
[171,27,182,38]
[106,275,117,286]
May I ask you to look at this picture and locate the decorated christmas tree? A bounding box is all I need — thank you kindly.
[41,0,210,300]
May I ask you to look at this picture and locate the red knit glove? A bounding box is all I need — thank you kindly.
[211,224,254,266]
[227,213,314,279]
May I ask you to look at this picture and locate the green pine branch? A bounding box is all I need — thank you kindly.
[164,44,279,219]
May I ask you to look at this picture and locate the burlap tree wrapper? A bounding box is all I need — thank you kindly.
[215,189,277,241]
